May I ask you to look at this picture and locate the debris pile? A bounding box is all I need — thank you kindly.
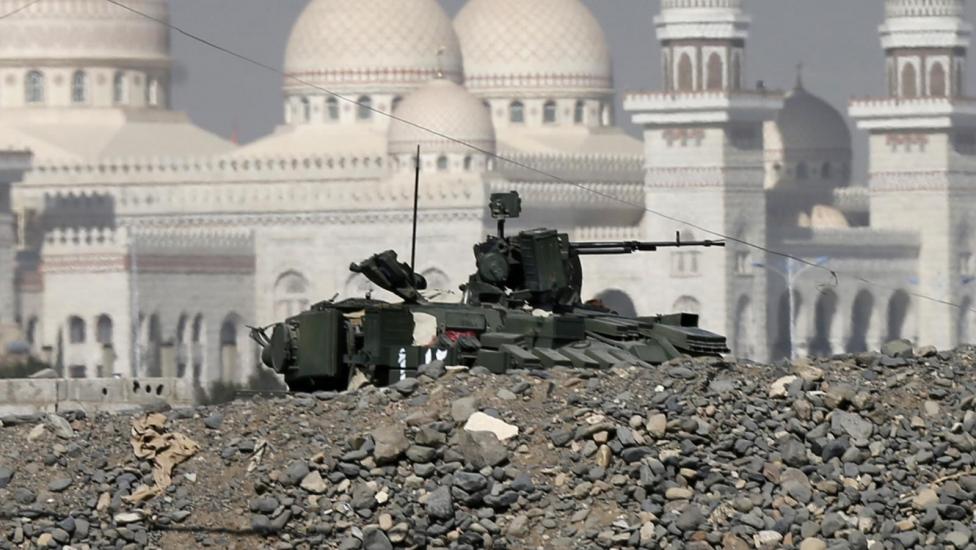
[3,343,976,549]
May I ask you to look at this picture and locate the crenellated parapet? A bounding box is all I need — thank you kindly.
[495,152,643,183]
[42,226,128,257]
[661,0,743,10]
[885,0,964,19]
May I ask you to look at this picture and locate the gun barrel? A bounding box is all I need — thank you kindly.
[571,240,725,255]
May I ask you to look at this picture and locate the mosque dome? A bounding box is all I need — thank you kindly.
[283,0,462,95]
[0,0,170,64]
[454,0,612,96]
[774,82,851,153]
[388,79,495,156]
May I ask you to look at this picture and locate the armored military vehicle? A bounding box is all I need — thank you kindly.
[250,192,728,392]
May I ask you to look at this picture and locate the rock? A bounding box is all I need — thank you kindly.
[831,410,873,441]
[722,533,750,550]
[47,477,72,492]
[418,360,446,379]
[754,530,783,549]
[250,514,273,534]
[780,468,812,504]
[769,375,797,398]
[44,414,74,439]
[646,414,667,437]
[249,497,279,514]
[881,338,913,358]
[458,429,509,468]
[363,528,393,550]
[506,514,529,538]
[114,512,144,524]
[945,529,971,548]
[464,412,518,441]
[451,396,478,422]
[620,446,653,463]
[453,471,488,492]
[665,487,693,500]
[496,388,517,400]
[595,444,612,468]
[27,423,46,442]
[823,382,856,409]
[392,377,420,396]
[36,533,54,547]
[371,424,410,464]
[203,413,223,430]
[0,466,12,488]
[820,513,845,538]
[913,486,939,510]
[426,486,453,520]
[282,460,310,486]
[300,470,328,494]
[799,538,827,550]
[675,506,704,531]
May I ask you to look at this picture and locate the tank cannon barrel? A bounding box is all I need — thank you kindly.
[571,239,725,255]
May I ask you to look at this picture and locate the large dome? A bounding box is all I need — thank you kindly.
[454,0,612,96]
[0,0,169,63]
[284,0,462,95]
[775,83,851,153]
[388,79,495,156]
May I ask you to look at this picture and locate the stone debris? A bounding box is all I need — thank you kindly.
[2,346,976,548]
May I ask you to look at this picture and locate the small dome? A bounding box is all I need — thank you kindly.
[388,79,495,156]
[775,82,851,153]
[454,0,612,96]
[284,0,462,95]
[0,0,169,63]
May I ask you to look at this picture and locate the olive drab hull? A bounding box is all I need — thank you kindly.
[250,191,729,392]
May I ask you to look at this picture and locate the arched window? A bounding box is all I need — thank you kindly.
[96,315,113,345]
[71,71,88,104]
[274,271,310,319]
[901,63,918,98]
[821,162,832,180]
[436,155,448,171]
[25,70,44,104]
[509,100,524,123]
[146,77,160,107]
[300,97,311,122]
[796,162,809,180]
[846,290,874,353]
[391,96,403,113]
[574,100,585,124]
[930,62,947,97]
[68,316,86,344]
[809,290,838,356]
[593,289,637,317]
[463,155,473,171]
[886,290,911,341]
[543,100,557,124]
[677,53,694,92]
[357,96,372,120]
[326,97,339,121]
[706,53,723,91]
[113,71,127,104]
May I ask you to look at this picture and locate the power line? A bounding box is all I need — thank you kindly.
[0,0,42,19]
[102,0,976,317]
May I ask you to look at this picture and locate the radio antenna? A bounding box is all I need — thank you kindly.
[410,145,421,274]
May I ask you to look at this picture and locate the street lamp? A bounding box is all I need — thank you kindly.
[753,256,830,360]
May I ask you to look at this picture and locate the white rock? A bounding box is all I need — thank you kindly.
[300,471,328,494]
[463,412,519,441]
[114,512,144,524]
[769,375,798,398]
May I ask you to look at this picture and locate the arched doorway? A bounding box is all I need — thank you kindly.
[846,290,874,353]
[143,313,162,377]
[706,53,723,90]
[593,290,637,317]
[733,295,753,358]
[677,53,694,92]
[219,314,243,382]
[902,63,918,98]
[274,271,310,319]
[809,290,838,356]
[886,290,911,341]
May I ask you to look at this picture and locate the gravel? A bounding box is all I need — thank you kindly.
[4,346,976,548]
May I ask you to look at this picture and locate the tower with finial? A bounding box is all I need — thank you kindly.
[624,0,782,360]
[850,0,976,349]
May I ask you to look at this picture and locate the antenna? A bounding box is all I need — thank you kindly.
[410,145,421,274]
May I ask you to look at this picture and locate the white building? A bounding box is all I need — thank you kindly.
[0,0,970,390]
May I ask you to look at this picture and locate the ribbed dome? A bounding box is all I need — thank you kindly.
[388,79,495,155]
[0,0,169,63]
[284,0,462,95]
[775,83,851,152]
[454,0,612,96]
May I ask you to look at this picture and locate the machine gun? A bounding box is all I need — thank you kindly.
[463,192,725,310]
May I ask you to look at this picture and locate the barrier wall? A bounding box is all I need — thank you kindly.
[0,377,195,416]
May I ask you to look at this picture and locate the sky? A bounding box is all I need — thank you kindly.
[166,0,976,181]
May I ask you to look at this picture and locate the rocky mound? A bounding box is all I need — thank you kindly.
[3,344,976,549]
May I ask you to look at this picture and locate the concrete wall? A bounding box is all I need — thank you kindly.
[0,377,195,416]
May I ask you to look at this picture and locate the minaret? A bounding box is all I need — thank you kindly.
[850,0,976,349]
[624,0,782,360]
